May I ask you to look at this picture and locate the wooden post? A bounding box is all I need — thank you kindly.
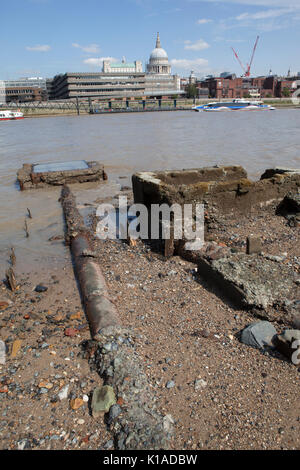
[88,97,93,114]
[76,97,80,115]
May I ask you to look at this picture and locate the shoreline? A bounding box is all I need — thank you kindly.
[0,179,299,450]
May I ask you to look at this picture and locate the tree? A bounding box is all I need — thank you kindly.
[281,87,291,98]
[186,84,198,99]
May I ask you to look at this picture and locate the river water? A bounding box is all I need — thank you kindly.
[0,109,300,275]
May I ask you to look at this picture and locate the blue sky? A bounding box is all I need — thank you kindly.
[1,0,300,80]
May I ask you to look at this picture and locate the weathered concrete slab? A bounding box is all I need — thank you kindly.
[210,252,296,310]
[132,165,300,216]
[177,241,299,320]
[17,160,107,190]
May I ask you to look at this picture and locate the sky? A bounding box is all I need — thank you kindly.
[1,0,300,80]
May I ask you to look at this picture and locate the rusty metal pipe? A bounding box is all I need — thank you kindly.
[61,185,120,339]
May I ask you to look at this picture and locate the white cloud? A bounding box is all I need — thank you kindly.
[236,8,295,20]
[26,45,51,52]
[170,58,210,73]
[197,18,213,24]
[72,43,100,54]
[83,57,119,67]
[184,39,210,51]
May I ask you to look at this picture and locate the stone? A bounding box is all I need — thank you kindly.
[70,398,84,410]
[91,386,116,417]
[275,329,300,362]
[58,384,69,400]
[38,381,53,390]
[241,321,277,349]
[35,284,48,293]
[0,340,6,365]
[11,339,22,358]
[166,380,175,389]
[17,439,30,450]
[70,311,82,321]
[246,235,262,255]
[194,379,207,390]
[107,404,122,424]
[104,440,114,449]
[64,327,78,337]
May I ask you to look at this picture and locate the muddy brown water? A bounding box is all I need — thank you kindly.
[0,109,300,277]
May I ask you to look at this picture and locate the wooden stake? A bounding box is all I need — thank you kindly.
[24,219,29,238]
[10,247,16,266]
[6,267,17,292]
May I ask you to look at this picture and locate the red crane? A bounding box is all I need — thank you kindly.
[231,36,259,77]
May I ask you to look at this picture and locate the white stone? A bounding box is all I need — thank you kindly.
[58,385,69,400]
[194,379,207,390]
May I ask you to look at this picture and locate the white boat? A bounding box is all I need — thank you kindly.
[193,99,276,112]
[0,110,24,121]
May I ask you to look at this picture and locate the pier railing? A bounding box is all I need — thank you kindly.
[0,98,196,115]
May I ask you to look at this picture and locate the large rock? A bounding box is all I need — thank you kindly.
[275,329,300,363]
[91,385,116,417]
[241,321,277,349]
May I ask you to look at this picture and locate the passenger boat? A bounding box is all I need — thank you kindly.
[0,110,24,121]
[192,99,276,112]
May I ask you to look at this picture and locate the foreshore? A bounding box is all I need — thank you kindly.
[0,173,299,450]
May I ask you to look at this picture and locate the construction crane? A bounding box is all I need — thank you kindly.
[231,36,259,77]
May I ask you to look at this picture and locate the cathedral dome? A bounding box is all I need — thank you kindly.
[147,33,171,75]
[150,47,168,61]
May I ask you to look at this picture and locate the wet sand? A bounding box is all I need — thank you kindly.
[0,197,299,450]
